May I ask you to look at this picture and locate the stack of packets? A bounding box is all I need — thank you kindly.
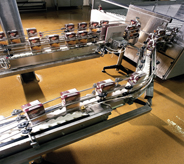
[29,37,42,52]
[7,30,21,44]
[48,34,60,49]
[89,21,99,34]
[125,20,141,40]
[155,28,165,41]
[65,32,77,48]
[78,22,87,31]
[96,79,115,97]
[21,100,46,125]
[89,21,99,42]
[60,88,80,110]
[127,72,146,87]
[77,31,88,46]
[0,31,8,45]
[100,20,109,26]
[146,39,156,51]
[26,28,38,38]
[65,23,75,32]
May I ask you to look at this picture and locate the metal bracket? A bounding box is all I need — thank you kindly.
[30,136,40,150]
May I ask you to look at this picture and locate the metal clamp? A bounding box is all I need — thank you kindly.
[11,109,23,116]
[18,121,29,129]
[21,127,32,134]
[20,125,40,149]
[16,115,26,121]
[0,58,10,69]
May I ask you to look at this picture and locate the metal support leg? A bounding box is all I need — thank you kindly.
[144,80,154,106]
[31,156,43,164]
[20,72,37,83]
[102,48,133,74]
[20,162,29,164]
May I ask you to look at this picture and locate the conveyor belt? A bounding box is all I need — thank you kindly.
[0,103,151,164]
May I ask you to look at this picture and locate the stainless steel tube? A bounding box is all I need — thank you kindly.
[0,0,25,42]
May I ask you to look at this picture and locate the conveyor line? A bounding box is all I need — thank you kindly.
[0,52,100,78]
[0,103,151,164]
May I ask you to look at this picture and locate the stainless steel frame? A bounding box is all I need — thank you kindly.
[0,54,100,77]
[9,45,98,69]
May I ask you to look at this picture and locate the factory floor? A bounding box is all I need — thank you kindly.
[0,7,184,164]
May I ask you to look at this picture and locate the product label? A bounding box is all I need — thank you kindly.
[27,28,38,37]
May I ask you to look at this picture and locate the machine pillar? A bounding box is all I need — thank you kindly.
[0,0,25,42]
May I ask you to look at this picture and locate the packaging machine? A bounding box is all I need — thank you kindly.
[91,0,184,79]
[0,0,183,163]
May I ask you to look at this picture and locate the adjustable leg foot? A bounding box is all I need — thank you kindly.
[147,97,152,106]
[31,156,43,164]
[31,158,55,164]
[102,65,133,74]
[102,65,119,73]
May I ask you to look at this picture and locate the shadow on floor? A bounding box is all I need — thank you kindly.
[154,89,184,108]
[155,74,184,99]
[22,80,46,103]
[43,148,77,164]
[129,112,184,147]
[103,70,132,80]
